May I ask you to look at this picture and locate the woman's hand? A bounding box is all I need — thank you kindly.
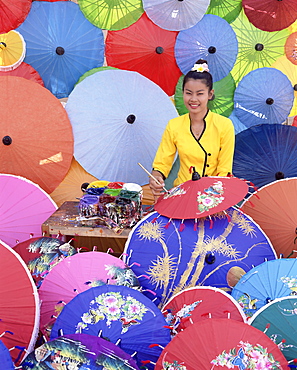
[149,170,165,199]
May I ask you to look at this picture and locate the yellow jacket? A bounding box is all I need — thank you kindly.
[153,111,235,186]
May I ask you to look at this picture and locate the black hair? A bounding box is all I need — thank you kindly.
[182,59,213,91]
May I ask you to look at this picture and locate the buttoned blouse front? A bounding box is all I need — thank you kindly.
[153,111,235,186]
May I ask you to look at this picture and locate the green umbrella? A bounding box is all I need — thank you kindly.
[78,0,144,30]
[174,73,236,117]
[230,10,289,85]
[206,0,242,23]
[250,296,297,363]
[76,66,118,85]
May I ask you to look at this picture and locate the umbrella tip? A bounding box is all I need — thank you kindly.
[275,171,284,180]
[189,166,201,181]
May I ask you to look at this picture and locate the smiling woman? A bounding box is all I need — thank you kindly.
[149,59,235,196]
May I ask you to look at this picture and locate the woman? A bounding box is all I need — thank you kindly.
[149,59,235,196]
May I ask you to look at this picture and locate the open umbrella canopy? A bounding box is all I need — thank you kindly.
[0,61,44,85]
[249,296,297,363]
[0,240,39,365]
[0,30,26,71]
[241,178,297,258]
[154,175,249,220]
[0,0,31,33]
[22,333,139,369]
[66,69,178,185]
[13,236,77,288]
[17,1,105,98]
[0,76,73,194]
[155,318,288,370]
[230,10,289,85]
[174,72,236,117]
[232,259,297,319]
[272,56,297,118]
[206,0,242,23]
[143,0,210,31]
[105,13,182,96]
[243,0,297,32]
[78,0,144,31]
[233,124,297,190]
[50,285,171,370]
[39,251,140,338]
[0,174,57,247]
[234,67,294,127]
[162,286,246,337]
[228,110,247,135]
[124,208,277,308]
[175,14,238,82]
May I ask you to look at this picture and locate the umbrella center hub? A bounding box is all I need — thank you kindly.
[126,114,136,124]
[266,98,274,105]
[2,135,12,145]
[294,84,297,91]
[255,43,264,51]
[0,42,7,49]
[155,46,164,54]
[56,46,65,55]
[208,46,216,54]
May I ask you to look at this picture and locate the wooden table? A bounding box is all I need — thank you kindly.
[42,201,132,254]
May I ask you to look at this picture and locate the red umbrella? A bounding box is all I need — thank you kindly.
[162,286,246,337]
[243,0,297,32]
[155,319,288,370]
[0,0,32,33]
[0,62,44,85]
[154,174,249,220]
[0,240,39,366]
[105,13,182,96]
[285,32,297,66]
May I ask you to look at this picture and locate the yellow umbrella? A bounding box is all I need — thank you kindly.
[50,157,98,207]
[0,30,26,71]
[271,56,297,117]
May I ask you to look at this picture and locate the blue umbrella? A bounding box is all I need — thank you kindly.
[231,259,297,319]
[228,110,247,135]
[233,124,297,189]
[174,14,238,82]
[124,208,277,309]
[50,285,171,370]
[17,1,104,98]
[0,340,14,370]
[249,296,297,363]
[142,0,210,31]
[66,69,178,185]
[234,67,294,127]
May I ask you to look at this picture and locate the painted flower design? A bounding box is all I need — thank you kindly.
[280,276,297,294]
[196,181,225,213]
[76,292,148,334]
[211,341,281,369]
[163,360,187,370]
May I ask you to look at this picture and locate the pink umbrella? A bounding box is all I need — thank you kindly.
[0,240,39,366]
[0,174,57,247]
[39,251,140,338]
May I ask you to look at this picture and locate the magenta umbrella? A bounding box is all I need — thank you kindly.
[0,174,57,246]
[39,251,140,338]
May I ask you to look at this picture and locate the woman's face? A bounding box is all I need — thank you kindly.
[183,78,214,115]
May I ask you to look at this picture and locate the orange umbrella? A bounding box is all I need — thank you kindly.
[241,178,297,258]
[50,157,98,207]
[0,76,73,194]
[285,32,297,66]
